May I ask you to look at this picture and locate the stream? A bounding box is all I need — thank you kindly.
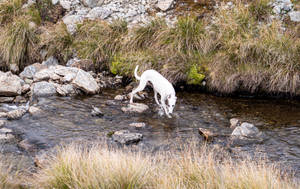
[1,88,300,175]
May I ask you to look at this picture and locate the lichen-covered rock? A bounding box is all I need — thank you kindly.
[63,14,84,34]
[32,81,57,97]
[71,70,99,94]
[112,130,143,145]
[0,71,22,96]
[33,68,58,82]
[86,6,113,20]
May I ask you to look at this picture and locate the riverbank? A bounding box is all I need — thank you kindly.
[0,0,300,97]
[1,142,299,189]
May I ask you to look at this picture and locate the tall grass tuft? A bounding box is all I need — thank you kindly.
[0,0,24,25]
[74,19,128,70]
[40,22,73,63]
[0,157,22,189]
[33,143,299,189]
[0,16,39,70]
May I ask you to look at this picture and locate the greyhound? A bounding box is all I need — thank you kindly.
[129,65,177,118]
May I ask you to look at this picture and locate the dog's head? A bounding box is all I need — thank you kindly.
[167,94,177,114]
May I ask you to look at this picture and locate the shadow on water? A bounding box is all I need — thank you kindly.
[1,89,300,174]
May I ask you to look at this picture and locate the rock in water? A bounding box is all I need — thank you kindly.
[121,103,149,113]
[129,122,146,128]
[199,128,217,141]
[231,122,261,138]
[112,130,143,145]
[0,120,6,127]
[91,106,104,117]
[33,81,57,97]
[230,118,240,129]
[0,71,22,96]
[7,109,27,120]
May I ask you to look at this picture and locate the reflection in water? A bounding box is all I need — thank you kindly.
[2,89,300,174]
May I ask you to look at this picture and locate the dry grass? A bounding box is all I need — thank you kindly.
[32,143,299,189]
[0,15,39,71]
[0,0,24,25]
[39,22,73,63]
[0,156,23,189]
[74,19,128,70]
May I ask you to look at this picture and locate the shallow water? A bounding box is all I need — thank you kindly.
[1,89,300,174]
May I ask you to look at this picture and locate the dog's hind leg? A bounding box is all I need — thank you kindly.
[130,79,147,104]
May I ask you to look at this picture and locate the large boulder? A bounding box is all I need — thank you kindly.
[20,63,47,79]
[32,81,57,97]
[71,70,99,94]
[0,71,22,96]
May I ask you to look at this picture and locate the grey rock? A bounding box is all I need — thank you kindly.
[82,0,104,8]
[54,66,79,77]
[112,130,143,145]
[114,95,126,101]
[32,81,57,97]
[0,112,7,118]
[22,84,31,94]
[230,118,240,129]
[91,106,103,117]
[20,63,47,79]
[0,71,22,96]
[71,70,99,94]
[9,64,19,74]
[157,0,175,11]
[121,103,149,113]
[0,97,14,103]
[0,133,14,141]
[86,7,113,20]
[7,109,26,120]
[66,57,80,67]
[28,106,41,115]
[289,11,300,22]
[59,0,72,10]
[42,56,59,67]
[129,122,146,128]
[52,0,59,5]
[0,120,6,127]
[63,15,84,34]
[231,122,261,138]
[33,69,57,82]
[0,127,12,133]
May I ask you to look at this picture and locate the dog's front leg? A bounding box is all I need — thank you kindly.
[160,96,172,118]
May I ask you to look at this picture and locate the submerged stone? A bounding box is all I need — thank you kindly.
[112,130,143,145]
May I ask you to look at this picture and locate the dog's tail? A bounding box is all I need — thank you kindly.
[134,65,141,80]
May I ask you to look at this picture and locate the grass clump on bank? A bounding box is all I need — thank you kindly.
[0,0,41,71]
[33,143,299,189]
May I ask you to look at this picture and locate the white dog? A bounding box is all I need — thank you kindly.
[130,65,177,118]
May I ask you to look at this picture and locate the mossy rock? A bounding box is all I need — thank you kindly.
[187,65,205,85]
